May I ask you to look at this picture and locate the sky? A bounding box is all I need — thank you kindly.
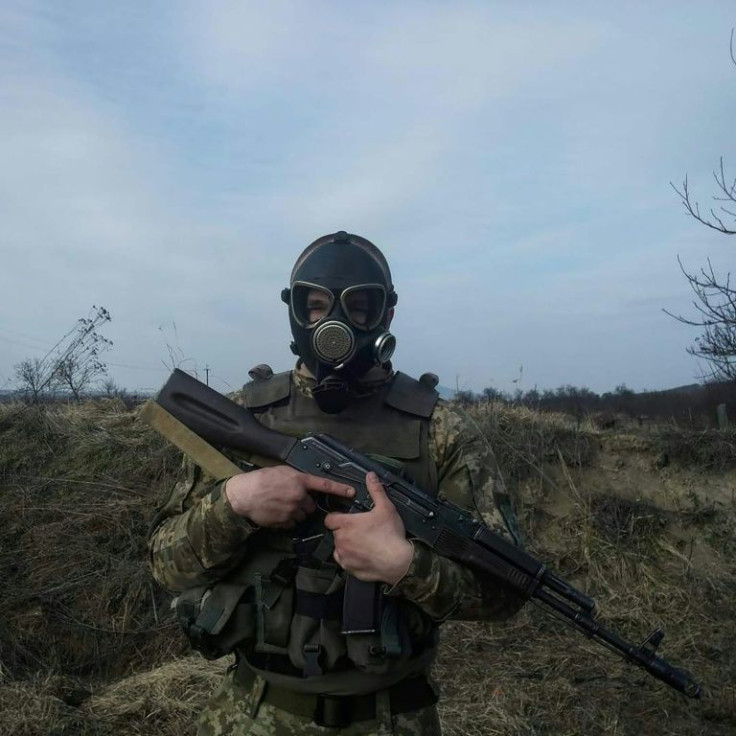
[1,1,735,396]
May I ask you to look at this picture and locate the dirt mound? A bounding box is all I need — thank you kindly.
[1,400,734,735]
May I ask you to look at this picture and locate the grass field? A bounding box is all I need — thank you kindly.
[0,399,734,735]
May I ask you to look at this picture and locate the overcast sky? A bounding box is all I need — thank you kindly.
[1,1,735,396]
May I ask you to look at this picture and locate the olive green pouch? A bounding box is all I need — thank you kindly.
[344,597,412,674]
[253,572,294,655]
[173,581,255,659]
[288,565,346,674]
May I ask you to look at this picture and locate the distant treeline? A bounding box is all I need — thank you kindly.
[455,381,736,428]
[3,379,735,428]
[0,384,149,408]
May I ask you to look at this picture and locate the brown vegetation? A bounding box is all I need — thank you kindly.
[0,399,734,735]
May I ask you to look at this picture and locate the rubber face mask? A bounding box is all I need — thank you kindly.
[282,232,398,413]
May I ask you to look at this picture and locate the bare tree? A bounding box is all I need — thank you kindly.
[665,259,736,381]
[668,32,736,382]
[55,354,105,400]
[672,157,736,236]
[13,306,113,402]
[52,307,113,399]
[14,358,56,403]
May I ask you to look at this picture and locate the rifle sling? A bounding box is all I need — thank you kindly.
[139,400,277,479]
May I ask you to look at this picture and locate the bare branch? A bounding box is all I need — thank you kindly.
[666,257,736,382]
[671,167,736,235]
[13,306,113,401]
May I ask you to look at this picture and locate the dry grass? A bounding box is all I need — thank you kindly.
[651,426,736,471]
[0,672,87,736]
[468,402,597,485]
[0,657,223,736]
[1,400,735,735]
[0,401,185,680]
[81,657,223,735]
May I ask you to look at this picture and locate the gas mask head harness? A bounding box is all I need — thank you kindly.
[281,231,398,413]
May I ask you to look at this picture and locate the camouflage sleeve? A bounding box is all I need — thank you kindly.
[386,401,525,622]
[147,456,259,594]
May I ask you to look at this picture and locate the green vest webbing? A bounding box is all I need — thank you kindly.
[243,370,440,495]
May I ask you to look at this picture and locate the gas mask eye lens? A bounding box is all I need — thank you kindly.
[341,285,386,330]
[307,295,330,324]
[291,283,334,327]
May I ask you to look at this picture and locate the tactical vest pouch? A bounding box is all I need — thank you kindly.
[173,581,255,660]
[344,598,413,675]
[286,564,416,678]
[254,571,294,655]
[173,551,298,661]
[288,564,347,675]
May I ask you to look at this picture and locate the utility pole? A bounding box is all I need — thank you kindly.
[205,365,210,386]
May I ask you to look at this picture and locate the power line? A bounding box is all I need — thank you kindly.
[106,360,170,372]
[0,325,52,345]
[0,324,214,383]
[0,334,50,351]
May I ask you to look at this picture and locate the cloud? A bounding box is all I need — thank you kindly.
[2,1,735,395]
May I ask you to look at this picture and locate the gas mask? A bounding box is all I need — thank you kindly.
[281,231,398,413]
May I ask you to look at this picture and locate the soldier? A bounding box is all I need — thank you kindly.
[148,231,525,735]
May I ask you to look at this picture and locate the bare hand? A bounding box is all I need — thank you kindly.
[324,472,413,585]
[225,466,355,528]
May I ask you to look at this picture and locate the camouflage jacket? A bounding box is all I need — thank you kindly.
[148,369,523,623]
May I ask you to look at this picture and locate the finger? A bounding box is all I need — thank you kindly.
[324,511,349,531]
[292,507,307,524]
[333,549,343,567]
[302,495,317,515]
[302,474,355,499]
[364,471,389,509]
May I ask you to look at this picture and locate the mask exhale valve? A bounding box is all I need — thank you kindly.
[373,333,396,365]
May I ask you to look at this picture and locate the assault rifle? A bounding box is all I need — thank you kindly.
[141,368,702,699]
